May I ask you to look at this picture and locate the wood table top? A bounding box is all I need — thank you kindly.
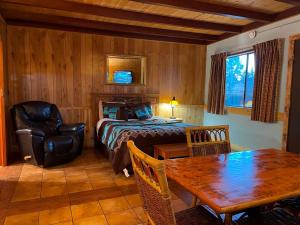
[165,149,300,214]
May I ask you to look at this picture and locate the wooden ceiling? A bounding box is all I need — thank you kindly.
[0,0,299,45]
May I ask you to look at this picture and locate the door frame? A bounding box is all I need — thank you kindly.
[282,33,300,151]
[0,37,6,166]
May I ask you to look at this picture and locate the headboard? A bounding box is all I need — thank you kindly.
[91,92,159,122]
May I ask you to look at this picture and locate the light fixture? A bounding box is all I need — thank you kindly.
[170,96,178,119]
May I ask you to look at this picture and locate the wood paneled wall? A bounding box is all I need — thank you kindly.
[6,25,206,148]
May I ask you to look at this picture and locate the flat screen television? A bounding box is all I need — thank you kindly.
[113,71,133,84]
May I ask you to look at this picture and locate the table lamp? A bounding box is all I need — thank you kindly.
[170,96,178,119]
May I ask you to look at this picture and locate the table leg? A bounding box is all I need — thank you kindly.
[191,195,197,207]
[224,214,232,225]
[154,148,159,159]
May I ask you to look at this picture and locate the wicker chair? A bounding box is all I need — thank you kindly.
[127,140,222,225]
[186,125,231,206]
[276,197,300,216]
[186,125,231,157]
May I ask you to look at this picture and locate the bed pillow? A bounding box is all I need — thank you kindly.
[102,102,127,120]
[134,104,152,120]
[126,102,153,119]
[116,106,129,121]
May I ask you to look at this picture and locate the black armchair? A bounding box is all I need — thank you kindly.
[12,101,85,167]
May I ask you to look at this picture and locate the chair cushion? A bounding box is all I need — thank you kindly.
[175,205,222,225]
[44,135,73,154]
[22,101,53,121]
[59,123,85,132]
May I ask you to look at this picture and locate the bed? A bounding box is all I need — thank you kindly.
[93,93,192,174]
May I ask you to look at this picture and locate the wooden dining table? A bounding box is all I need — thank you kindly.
[165,149,300,224]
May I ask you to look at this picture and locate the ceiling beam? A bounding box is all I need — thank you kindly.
[2,9,212,45]
[275,0,300,6]
[0,0,242,33]
[131,0,274,22]
[1,9,218,41]
[214,6,300,43]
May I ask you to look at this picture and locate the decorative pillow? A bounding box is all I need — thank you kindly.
[102,102,126,120]
[116,106,129,121]
[126,102,153,119]
[144,102,153,117]
[134,105,152,120]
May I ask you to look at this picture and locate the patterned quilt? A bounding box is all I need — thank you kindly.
[97,118,191,173]
[99,119,189,152]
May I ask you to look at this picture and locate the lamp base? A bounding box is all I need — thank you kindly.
[170,116,176,119]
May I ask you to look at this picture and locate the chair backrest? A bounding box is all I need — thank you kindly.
[186,125,231,157]
[12,101,63,135]
[127,141,176,225]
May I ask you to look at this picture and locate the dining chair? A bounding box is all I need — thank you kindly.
[186,125,231,157]
[127,140,222,225]
[276,197,300,216]
[186,125,231,206]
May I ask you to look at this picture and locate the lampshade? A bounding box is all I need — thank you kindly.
[170,96,178,107]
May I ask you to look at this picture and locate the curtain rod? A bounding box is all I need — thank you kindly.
[228,46,254,56]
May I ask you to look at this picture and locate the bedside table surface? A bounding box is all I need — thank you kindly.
[154,143,189,159]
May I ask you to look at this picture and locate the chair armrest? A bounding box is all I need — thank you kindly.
[59,123,85,133]
[16,128,46,137]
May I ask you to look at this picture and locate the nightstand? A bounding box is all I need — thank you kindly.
[154,143,189,159]
[164,118,183,123]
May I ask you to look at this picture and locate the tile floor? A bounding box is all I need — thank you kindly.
[0,149,190,225]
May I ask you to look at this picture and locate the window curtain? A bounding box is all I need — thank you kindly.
[251,39,283,123]
[207,52,227,115]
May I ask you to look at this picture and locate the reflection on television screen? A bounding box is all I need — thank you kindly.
[113,71,133,84]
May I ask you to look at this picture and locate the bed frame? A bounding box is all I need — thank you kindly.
[91,92,159,176]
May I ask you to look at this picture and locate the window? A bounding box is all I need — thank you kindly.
[225,52,255,108]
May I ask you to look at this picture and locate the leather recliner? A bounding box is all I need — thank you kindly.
[12,101,85,167]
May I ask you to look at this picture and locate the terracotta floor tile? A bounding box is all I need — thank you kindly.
[41,183,67,198]
[20,165,43,177]
[171,192,179,200]
[4,212,39,225]
[6,195,70,217]
[99,196,130,214]
[11,182,41,202]
[172,199,189,213]
[19,174,43,182]
[39,206,72,225]
[71,201,103,220]
[0,178,18,202]
[132,207,146,222]
[0,164,23,178]
[119,184,139,196]
[64,168,86,177]
[124,194,142,208]
[69,187,122,205]
[86,168,115,178]
[51,222,73,225]
[113,176,136,186]
[73,215,108,225]
[42,171,66,183]
[66,174,89,182]
[67,181,92,194]
[105,210,140,225]
[89,177,116,189]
